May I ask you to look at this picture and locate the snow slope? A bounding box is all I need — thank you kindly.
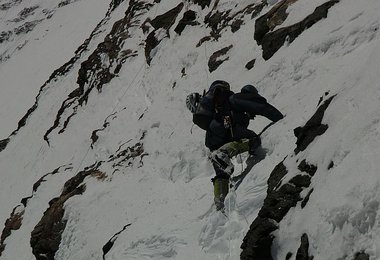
[0,0,379,259]
[0,0,110,138]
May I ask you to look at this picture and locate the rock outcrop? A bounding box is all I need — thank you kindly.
[174,10,199,35]
[241,97,330,259]
[254,0,339,60]
[0,138,9,153]
[145,3,184,65]
[0,206,24,256]
[30,169,102,260]
[295,234,313,260]
[354,252,370,260]
[44,0,151,142]
[254,0,299,45]
[0,0,126,151]
[294,96,334,154]
[208,45,233,72]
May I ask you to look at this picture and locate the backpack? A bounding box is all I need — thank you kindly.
[192,80,233,130]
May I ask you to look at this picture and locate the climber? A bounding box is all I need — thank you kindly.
[186,80,284,211]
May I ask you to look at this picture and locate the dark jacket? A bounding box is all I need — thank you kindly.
[194,87,283,151]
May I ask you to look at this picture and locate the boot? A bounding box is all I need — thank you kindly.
[210,149,234,175]
[212,176,229,211]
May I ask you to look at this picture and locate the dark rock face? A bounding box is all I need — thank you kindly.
[198,2,265,46]
[193,0,211,9]
[30,169,101,260]
[108,139,148,170]
[14,20,43,35]
[296,234,313,260]
[328,161,334,169]
[145,3,184,64]
[267,160,288,191]
[208,45,233,72]
[0,206,24,256]
[231,18,244,33]
[298,160,317,176]
[205,10,229,33]
[210,2,265,34]
[174,10,199,35]
[0,31,12,44]
[0,18,43,44]
[11,5,39,22]
[354,252,369,260]
[145,31,160,65]
[242,104,324,260]
[21,166,70,207]
[290,174,311,188]
[294,96,334,154]
[1,169,68,255]
[261,0,339,60]
[150,3,184,30]
[245,59,256,70]
[91,120,111,148]
[241,216,278,260]
[0,0,21,11]
[102,224,131,259]
[241,158,318,259]
[301,188,313,208]
[254,0,299,45]
[196,35,212,47]
[241,160,294,260]
[31,135,146,259]
[0,138,9,152]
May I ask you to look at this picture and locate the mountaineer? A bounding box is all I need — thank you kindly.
[186,80,284,210]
